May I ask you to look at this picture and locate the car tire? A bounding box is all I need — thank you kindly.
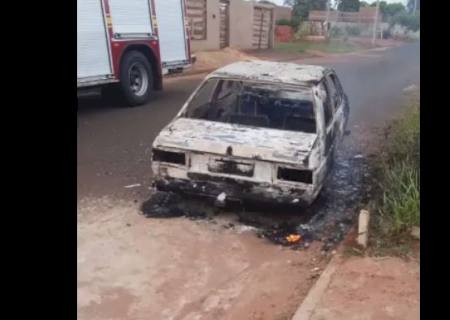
[119,50,154,107]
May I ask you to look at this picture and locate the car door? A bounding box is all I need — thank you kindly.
[327,72,348,140]
[321,78,337,156]
[325,72,344,143]
[316,78,336,181]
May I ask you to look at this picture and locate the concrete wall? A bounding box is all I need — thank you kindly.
[189,0,275,52]
[229,0,254,50]
[330,21,389,37]
[274,6,292,21]
[309,8,381,24]
[190,0,220,52]
[275,25,294,42]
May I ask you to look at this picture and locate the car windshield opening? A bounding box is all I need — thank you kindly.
[182,79,317,134]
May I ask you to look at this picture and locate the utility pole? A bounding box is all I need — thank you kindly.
[325,0,330,38]
[371,0,380,46]
[335,0,340,24]
[413,0,418,15]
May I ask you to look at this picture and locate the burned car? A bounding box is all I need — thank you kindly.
[151,61,349,207]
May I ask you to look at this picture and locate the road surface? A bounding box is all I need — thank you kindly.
[77,42,419,320]
[78,42,419,201]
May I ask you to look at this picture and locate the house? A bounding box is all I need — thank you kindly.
[308,7,386,37]
[186,0,276,51]
[273,5,292,21]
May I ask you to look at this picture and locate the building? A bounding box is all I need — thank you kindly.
[308,7,382,24]
[186,0,276,51]
[273,5,292,21]
[307,7,386,38]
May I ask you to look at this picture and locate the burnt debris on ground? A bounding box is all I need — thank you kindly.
[141,191,209,220]
[141,145,370,251]
[297,146,370,251]
[238,146,369,251]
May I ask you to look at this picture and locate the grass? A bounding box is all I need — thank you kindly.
[368,94,420,256]
[275,39,360,54]
[381,162,419,231]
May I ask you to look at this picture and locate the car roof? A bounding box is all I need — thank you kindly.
[207,60,331,86]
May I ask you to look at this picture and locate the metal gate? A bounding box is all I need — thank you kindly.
[186,0,207,40]
[219,0,230,48]
[253,6,273,49]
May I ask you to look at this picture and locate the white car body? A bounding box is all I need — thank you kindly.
[151,61,349,206]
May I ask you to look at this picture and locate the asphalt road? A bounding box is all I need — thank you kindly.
[77,42,420,201]
[77,42,419,320]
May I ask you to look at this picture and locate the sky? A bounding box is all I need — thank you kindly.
[270,0,407,6]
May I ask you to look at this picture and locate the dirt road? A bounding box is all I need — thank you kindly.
[77,42,419,320]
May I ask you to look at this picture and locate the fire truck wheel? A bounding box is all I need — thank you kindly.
[119,51,153,107]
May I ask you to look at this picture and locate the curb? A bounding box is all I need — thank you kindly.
[164,68,213,79]
[291,254,341,320]
[166,45,398,79]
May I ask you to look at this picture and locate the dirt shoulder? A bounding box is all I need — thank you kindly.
[78,197,330,320]
[182,47,261,76]
[292,89,420,320]
[295,252,419,320]
[180,38,408,77]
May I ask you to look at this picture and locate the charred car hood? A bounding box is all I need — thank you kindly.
[153,118,317,165]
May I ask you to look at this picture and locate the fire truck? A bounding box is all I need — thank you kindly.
[77,0,191,106]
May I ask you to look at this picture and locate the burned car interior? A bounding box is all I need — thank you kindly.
[152,62,349,207]
[184,79,317,134]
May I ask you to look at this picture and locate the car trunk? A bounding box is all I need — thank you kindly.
[153,118,317,181]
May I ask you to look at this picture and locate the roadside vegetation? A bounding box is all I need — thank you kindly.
[275,39,360,54]
[368,91,420,256]
[276,0,420,54]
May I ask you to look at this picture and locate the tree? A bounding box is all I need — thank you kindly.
[384,3,406,17]
[359,1,370,7]
[370,1,406,21]
[391,11,420,31]
[287,0,328,21]
[337,0,360,12]
[258,0,277,5]
[370,1,387,13]
[407,0,420,14]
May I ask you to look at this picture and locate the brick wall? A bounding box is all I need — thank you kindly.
[275,25,294,43]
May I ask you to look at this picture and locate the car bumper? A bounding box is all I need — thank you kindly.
[154,175,316,207]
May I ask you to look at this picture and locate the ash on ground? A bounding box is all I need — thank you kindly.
[141,145,370,251]
[141,191,211,220]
